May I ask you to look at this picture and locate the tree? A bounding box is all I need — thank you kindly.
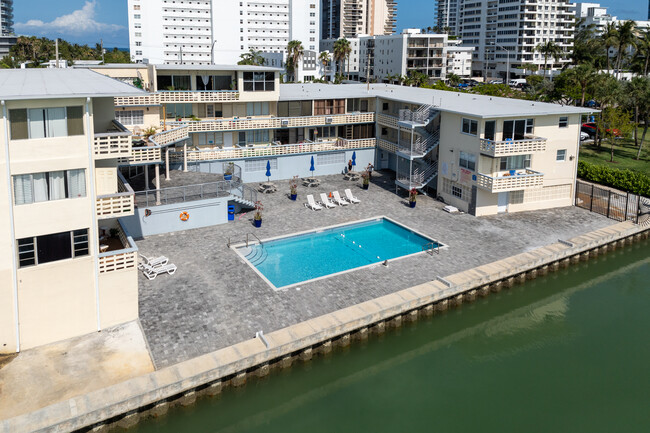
[447,73,461,86]
[567,63,597,106]
[601,22,618,74]
[613,20,637,78]
[624,77,650,152]
[600,106,633,162]
[535,41,563,78]
[592,74,622,148]
[285,40,304,82]
[238,49,265,66]
[318,51,330,78]
[571,18,602,66]
[633,28,650,76]
[333,38,352,80]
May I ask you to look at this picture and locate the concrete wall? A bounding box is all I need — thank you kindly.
[120,197,229,239]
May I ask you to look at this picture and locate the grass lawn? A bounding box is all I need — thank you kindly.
[579,137,649,176]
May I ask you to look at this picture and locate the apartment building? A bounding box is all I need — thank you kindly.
[446,42,474,78]
[0,69,145,353]
[321,0,397,39]
[0,0,16,58]
[572,2,616,33]
[359,29,470,82]
[127,0,321,81]
[436,0,574,80]
[320,37,363,80]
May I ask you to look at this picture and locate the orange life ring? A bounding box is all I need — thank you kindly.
[180,211,190,221]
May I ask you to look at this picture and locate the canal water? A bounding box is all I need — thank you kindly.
[132,239,650,433]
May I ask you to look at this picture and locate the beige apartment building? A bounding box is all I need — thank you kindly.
[0,69,144,353]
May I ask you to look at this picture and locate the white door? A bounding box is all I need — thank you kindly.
[497,192,508,213]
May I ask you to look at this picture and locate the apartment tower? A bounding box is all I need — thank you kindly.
[321,0,397,39]
[0,0,16,58]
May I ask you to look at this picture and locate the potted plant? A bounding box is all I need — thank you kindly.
[361,171,370,190]
[224,162,234,181]
[253,201,263,228]
[409,188,417,208]
[289,176,298,201]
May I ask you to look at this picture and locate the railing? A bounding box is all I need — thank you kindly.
[231,183,259,206]
[377,113,400,128]
[422,241,440,255]
[150,125,190,147]
[96,172,135,218]
[479,136,547,157]
[134,181,234,207]
[124,145,163,164]
[378,138,398,153]
[476,169,544,192]
[114,90,240,106]
[93,120,132,159]
[98,222,138,274]
[168,112,375,133]
[575,180,647,225]
[170,138,377,162]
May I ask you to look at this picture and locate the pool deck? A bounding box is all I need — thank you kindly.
[137,170,615,368]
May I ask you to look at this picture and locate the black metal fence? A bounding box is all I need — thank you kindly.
[575,180,649,225]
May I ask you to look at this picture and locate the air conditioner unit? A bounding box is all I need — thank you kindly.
[281,119,289,127]
[325,117,333,124]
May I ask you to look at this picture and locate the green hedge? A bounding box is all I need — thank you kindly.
[578,161,650,197]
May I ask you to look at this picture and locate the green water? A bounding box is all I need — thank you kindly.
[133,239,650,433]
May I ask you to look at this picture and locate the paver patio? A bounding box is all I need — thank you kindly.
[136,170,614,368]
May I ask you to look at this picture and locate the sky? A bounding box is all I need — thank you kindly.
[12,0,648,49]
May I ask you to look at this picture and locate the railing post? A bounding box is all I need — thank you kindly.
[625,192,629,221]
[589,184,594,212]
[606,190,611,218]
[637,195,641,224]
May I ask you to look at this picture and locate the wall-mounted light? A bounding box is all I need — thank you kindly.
[569,155,575,161]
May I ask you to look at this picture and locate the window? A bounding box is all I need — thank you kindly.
[9,107,83,140]
[461,118,478,135]
[243,72,275,91]
[459,151,476,171]
[452,186,463,198]
[502,119,534,140]
[556,149,566,161]
[559,116,568,128]
[499,154,531,171]
[347,99,369,113]
[243,130,270,144]
[245,158,277,172]
[246,102,270,116]
[317,152,346,166]
[17,229,89,268]
[278,101,312,117]
[484,120,496,141]
[314,99,345,115]
[115,110,144,126]
[157,75,191,91]
[13,169,86,205]
[164,103,193,118]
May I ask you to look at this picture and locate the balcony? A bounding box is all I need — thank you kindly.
[479,136,547,157]
[96,172,135,219]
[114,90,240,106]
[93,120,132,159]
[98,222,138,274]
[476,169,544,193]
[122,145,163,165]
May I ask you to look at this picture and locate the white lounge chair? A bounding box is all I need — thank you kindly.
[332,191,349,206]
[138,254,169,270]
[305,194,323,211]
[344,189,360,204]
[319,193,337,209]
[141,262,177,280]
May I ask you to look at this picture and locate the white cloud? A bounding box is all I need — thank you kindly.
[15,1,123,35]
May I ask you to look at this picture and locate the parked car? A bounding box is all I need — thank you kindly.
[509,78,527,87]
[580,131,590,141]
[488,79,503,84]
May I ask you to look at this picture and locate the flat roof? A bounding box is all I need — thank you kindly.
[0,68,147,101]
[73,63,146,69]
[152,64,283,72]
[279,83,593,118]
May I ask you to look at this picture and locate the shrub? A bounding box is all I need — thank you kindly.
[577,161,650,196]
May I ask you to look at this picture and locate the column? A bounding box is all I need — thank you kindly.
[165,147,170,181]
[155,164,161,205]
[183,143,188,172]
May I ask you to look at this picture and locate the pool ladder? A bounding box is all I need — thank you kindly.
[227,232,264,248]
[422,241,440,256]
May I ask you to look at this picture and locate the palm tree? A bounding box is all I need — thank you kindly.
[613,20,637,78]
[333,38,352,80]
[592,74,622,148]
[286,40,304,82]
[568,63,597,107]
[447,73,461,86]
[238,49,265,66]
[535,41,563,78]
[318,51,331,78]
[634,28,650,76]
[624,77,650,150]
[601,22,618,74]
[520,63,539,77]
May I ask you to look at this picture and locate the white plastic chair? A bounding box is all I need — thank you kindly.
[319,193,336,209]
[305,194,323,211]
[141,262,177,280]
[344,189,360,204]
[332,191,349,206]
[138,254,169,270]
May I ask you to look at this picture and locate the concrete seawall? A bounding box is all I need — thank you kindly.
[1,221,648,433]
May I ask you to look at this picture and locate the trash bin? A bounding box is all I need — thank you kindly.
[228,205,235,221]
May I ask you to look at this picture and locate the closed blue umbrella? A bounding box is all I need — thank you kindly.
[265,160,271,182]
[352,151,356,167]
[309,156,315,176]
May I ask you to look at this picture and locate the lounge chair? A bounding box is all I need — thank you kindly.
[344,189,360,204]
[138,254,169,270]
[319,193,337,209]
[305,194,323,211]
[332,191,349,206]
[141,262,177,280]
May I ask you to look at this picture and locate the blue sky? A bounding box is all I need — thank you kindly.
[13,0,647,49]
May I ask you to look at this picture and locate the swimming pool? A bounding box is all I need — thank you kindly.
[237,217,442,290]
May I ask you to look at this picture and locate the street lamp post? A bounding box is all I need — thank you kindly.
[490,42,510,83]
[211,40,218,65]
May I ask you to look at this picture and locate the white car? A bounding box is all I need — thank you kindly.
[580,131,590,141]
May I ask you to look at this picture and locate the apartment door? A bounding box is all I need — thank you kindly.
[497,192,508,213]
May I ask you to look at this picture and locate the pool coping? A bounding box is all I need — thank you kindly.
[231,215,447,291]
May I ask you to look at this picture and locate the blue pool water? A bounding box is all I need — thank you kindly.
[241,218,438,289]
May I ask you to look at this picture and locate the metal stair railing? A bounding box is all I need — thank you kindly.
[227,232,264,248]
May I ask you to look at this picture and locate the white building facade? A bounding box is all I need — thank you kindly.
[321,0,397,39]
[127,0,321,81]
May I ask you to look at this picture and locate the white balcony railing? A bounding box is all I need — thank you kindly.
[171,138,377,162]
[125,145,163,164]
[93,120,132,159]
[476,169,544,192]
[114,90,240,106]
[377,113,400,129]
[96,172,135,218]
[479,136,547,157]
[98,222,138,274]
